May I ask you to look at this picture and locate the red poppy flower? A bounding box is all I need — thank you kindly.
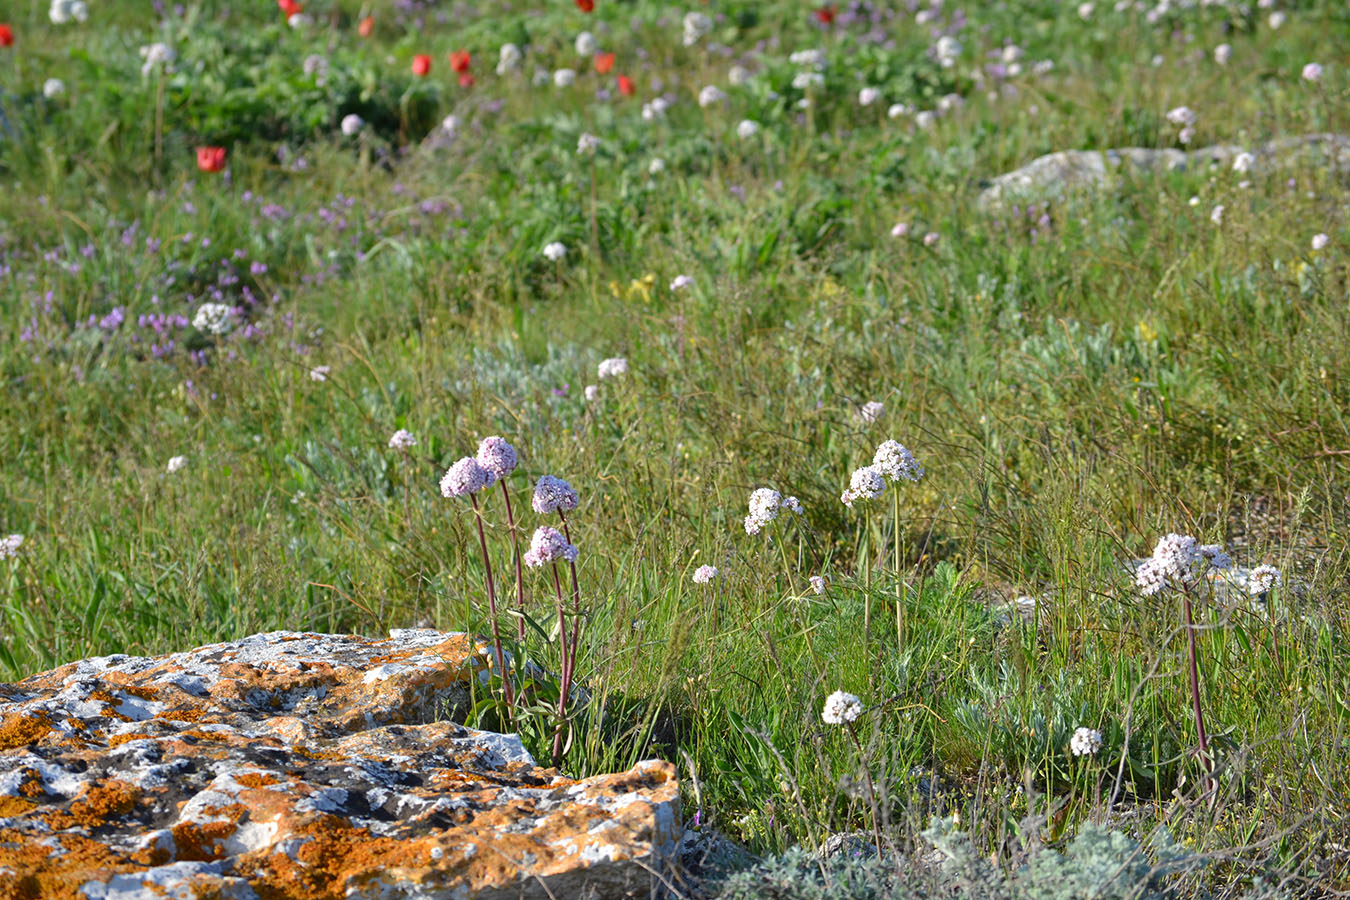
[196,146,227,173]
[814,6,836,23]
[357,16,374,38]
[278,0,302,17]
[411,54,432,76]
[576,0,594,11]
[0,24,13,47]
[458,72,475,87]
[594,52,615,75]
[617,74,635,97]
[449,50,471,73]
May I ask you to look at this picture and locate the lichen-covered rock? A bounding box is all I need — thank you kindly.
[978,132,1350,207]
[0,630,680,899]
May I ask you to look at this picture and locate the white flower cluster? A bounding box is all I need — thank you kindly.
[1165,105,1196,144]
[1248,564,1281,596]
[192,303,235,336]
[840,466,885,508]
[1232,151,1254,174]
[139,43,176,78]
[476,436,518,480]
[543,241,567,261]
[577,132,601,154]
[597,357,628,379]
[341,114,364,136]
[693,565,718,584]
[309,366,331,382]
[821,691,863,725]
[744,488,800,535]
[575,31,597,57]
[810,574,828,595]
[524,525,579,567]
[670,275,694,291]
[1070,726,1103,757]
[553,68,577,88]
[388,429,417,450]
[682,12,713,47]
[736,120,760,139]
[873,440,923,482]
[0,535,23,560]
[166,455,188,474]
[532,475,579,515]
[440,457,491,498]
[643,97,671,122]
[698,85,727,107]
[50,0,89,25]
[858,400,884,423]
[933,35,962,67]
[497,43,522,75]
[1135,533,1230,596]
[44,79,67,99]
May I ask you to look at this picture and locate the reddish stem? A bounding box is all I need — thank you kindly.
[499,479,526,640]
[550,561,572,765]
[1182,590,1213,782]
[470,494,514,715]
[558,510,583,675]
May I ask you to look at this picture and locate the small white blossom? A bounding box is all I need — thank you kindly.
[597,357,629,379]
[859,87,881,106]
[1232,152,1254,173]
[781,496,803,514]
[1249,564,1281,596]
[139,43,177,78]
[166,456,187,474]
[1210,204,1224,225]
[792,71,824,90]
[544,242,567,261]
[642,97,671,121]
[1165,106,1196,126]
[553,68,577,88]
[575,31,597,57]
[736,119,760,139]
[859,401,884,423]
[873,440,923,482]
[1268,11,1285,28]
[1214,43,1231,65]
[1179,126,1195,145]
[1077,2,1094,18]
[914,111,936,129]
[309,366,331,382]
[648,157,667,175]
[1312,233,1329,250]
[698,85,727,107]
[841,466,885,508]
[577,132,601,154]
[340,114,364,136]
[682,11,713,46]
[43,79,66,99]
[887,103,911,119]
[810,575,827,595]
[670,275,694,291]
[1070,727,1103,757]
[192,303,235,336]
[728,65,750,86]
[933,35,962,66]
[1302,62,1323,82]
[891,222,910,238]
[442,115,462,136]
[789,49,827,69]
[497,43,522,75]
[923,231,941,247]
[388,429,417,450]
[583,384,600,402]
[693,565,718,584]
[821,691,864,725]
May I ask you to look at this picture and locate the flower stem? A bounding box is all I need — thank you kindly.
[892,486,904,649]
[499,479,526,641]
[470,494,514,717]
[550,561,571,765]
[846,724,884,856]
[558,510,583,676]
[1182,589,1213,785]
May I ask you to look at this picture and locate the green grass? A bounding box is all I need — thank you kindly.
[1,0,1348,890]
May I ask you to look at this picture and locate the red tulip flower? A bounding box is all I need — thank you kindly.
[449,50,471,73]
[458,72,475,87]
[617,74,635,97]
[411,54,432,76]
[278,0,302,17]
[0,24,13,47]
[196,146,227,173]
[576,0,594,11]
[594,52,615,75]
[814,5,836,24]
[357,16,374,38]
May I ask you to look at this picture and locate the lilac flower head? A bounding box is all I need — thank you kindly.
[858,401,885,424]
[523,526,579,567]
[693,565,718,584]
[309,366,331,382]
[1302,62,1323,82]
[388,429,417,450]
[440,457,490,498]
[532,475,579,514]
[476,436,518,479]
[1249,565,1281,596]
[810,574,827,595]
[841,466,885,508]
[0,535,24,560]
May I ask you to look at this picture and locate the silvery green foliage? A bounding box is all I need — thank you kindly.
[711,818,1262,900]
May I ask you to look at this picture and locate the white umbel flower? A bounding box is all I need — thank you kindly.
[821,691,864,725]
[858,401,884,423]
[166,456,188,474]
[340,114,364,136]
[575,31,597,57]
[543,242,567,261]
[1312,233,1329,250]
[810,575,827,595]
[1232,152,1254,173]
[577,132,601,154]
[43,79,66,99]
[683,11,713,46]
[1302,62,1323,82]
[736,119,760,139]
[139,43,176,78]
[1165,105,1196,126]
[553,68,577,88]
[670,275,694,291]
[388,429,417,450]
[497,43,522,75]
[1070,727,1103,757]
[648,158,667,175]
[859,87,881,106]
[698,85,727,107]
[873,440,923,482]
[192,303,235,336]
[1248,564,1281,596]
[728,65,750,86]
[0,535,23,560]
[693,565,718,584]
[841,466,885,508]
[1214,44,1231,65]
[309,366,331,382]
[1210,205,1224,225]
[597,357,629,379]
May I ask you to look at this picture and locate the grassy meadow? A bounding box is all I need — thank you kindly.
[1,0,1349,892]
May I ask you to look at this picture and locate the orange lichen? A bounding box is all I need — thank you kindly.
[45,781,140,831]
[107,733,154,748]
[87,690,132,722]
[0,829,144,900]
[247,814,424,900]
[0,714,53,751]
[0,797,35,817]
[170,821,237,861]
[235,773,282,788]
[156,707,215,722]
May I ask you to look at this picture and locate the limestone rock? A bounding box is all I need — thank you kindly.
[979,132,1350,207]
[0,630,680,899]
